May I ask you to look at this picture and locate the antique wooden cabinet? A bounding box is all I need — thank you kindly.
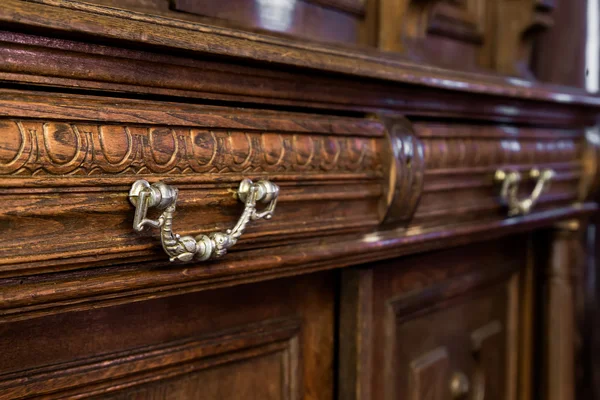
[0,0,598,399]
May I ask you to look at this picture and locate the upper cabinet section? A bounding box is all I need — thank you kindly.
[376,0,555,77]
[170,0,366,45]
[78,0,556,77]
[79,0,368,45]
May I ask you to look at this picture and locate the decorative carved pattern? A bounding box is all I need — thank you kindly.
[428,0,484,44]
[579,127,600,201]
[494,0,555,77]
[422,137,580,170]
[378,116,425,225]
[0,120,382,176]
[411,124,583,226]
[415,124,582,170]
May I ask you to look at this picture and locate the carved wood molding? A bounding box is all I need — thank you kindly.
[493,0,555,77]
[427,0,484,44]
[378,116,425,225]
[579,127,600,202]
[0,120,382,178]
[413,122,584,226]
[0,91,389,280]
[417,124,583,177]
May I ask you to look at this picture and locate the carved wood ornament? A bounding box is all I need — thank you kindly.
[0,2,598,400]
[378,115,425,225]
[0,120,381,177]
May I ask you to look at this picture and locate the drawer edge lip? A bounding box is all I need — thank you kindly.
[0,202,596,323]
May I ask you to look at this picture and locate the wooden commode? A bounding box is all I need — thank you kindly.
[0,1,598,399]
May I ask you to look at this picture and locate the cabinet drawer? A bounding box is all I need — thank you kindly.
[0,91,388,277]
[411,122,589,228]
[340,237,524,400]
[0,90,595,279]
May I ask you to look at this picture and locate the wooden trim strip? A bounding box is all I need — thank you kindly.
[0,89,384,137]
[425,162,582,176]
[0,203,595,323]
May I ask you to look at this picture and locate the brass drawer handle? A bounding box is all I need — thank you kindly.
[129,179,279,262]
[494,168,555,216]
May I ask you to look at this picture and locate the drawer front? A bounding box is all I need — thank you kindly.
[0,90,595,279]
[0,91,391,277]
[0,272,335,399]
[412,122,586,228]
[339,237,524,400]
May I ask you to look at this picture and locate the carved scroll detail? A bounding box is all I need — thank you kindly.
[578,127,600,201]
[0,120,382,177]
[414,123,583,171]
[423,138,580,170]
[378,116,425,225]
[494,0,555,77]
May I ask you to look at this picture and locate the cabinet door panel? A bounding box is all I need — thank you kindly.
[0,273,334,400]
[340,237,524,400]
[106,351,294,400]
[395,283,509,400]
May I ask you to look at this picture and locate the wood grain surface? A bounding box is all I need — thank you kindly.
[0,203,595,325]
[339,237,524,400]
[0,0,599,108]
[0,3,597,400]
[0,272,335,399]
[0,88,591,279]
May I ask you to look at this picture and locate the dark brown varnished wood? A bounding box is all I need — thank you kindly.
[30,0,571,82]
[0,1,599,111]
[0,30,595,127]
[587,216,600,400]
[339,269,373,400]
[0,2,597,399]
[171,0,362,45]
[541,220,581,400]
[414,122,587,228]
[378,115,424,225]
[0,89,385,277]
[339,238,523,400]
[531,0,588,87]
[518,235,536,400]
[0,89,591,278]
[0,272,335,399]
[0,204,595,325]
[580,127,600,202]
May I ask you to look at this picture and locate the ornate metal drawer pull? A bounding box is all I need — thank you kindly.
[129,179,279,262]
[494,168,555,216]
